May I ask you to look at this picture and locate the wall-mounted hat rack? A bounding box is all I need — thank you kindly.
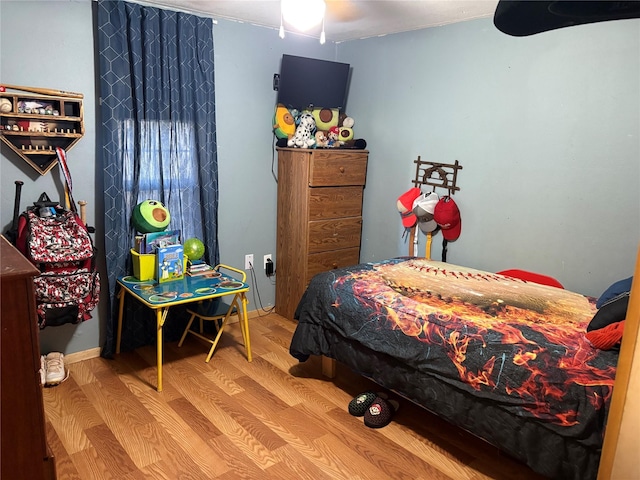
[411,155,462,196]
[408,155,463,258]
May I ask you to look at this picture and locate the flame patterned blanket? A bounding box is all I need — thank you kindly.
[290,257,617,472]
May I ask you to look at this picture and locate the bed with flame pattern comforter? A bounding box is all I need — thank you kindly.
[289,258,617,480]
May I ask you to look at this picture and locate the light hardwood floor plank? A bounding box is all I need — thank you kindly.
[44,313,545,479]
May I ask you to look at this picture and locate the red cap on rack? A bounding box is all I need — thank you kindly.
[434,196,461,241]
[397,188,421,227]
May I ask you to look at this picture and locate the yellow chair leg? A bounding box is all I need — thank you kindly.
[178,292,252,364]
[178,312,197,347]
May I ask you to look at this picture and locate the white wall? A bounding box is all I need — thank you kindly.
[1,1,638,356]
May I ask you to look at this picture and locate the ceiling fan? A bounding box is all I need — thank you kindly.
[494,0,640,36]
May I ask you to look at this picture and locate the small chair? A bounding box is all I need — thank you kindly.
[178,264,250,362]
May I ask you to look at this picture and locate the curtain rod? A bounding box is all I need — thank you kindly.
[94,0,218,23]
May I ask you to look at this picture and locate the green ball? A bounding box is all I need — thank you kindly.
[183,238,205,260]
[132,200,170,233]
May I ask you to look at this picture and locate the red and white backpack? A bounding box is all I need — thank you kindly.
[16,193,100,328]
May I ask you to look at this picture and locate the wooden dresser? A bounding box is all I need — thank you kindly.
[275,148,368,320]
[1,235,56,480]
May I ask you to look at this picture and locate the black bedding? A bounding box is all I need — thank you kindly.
[289,258,618,480]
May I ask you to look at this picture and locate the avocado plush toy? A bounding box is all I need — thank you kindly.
[273,103,296,139]
[132,200,171,233]
[311,107,339,131]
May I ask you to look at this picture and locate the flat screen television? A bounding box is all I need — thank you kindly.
[275,54,350,111]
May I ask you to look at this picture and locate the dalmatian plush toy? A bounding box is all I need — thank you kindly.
[288,111,316,148]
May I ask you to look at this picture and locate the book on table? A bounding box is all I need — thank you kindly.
[187,263,217,276]
[156,244,185,282]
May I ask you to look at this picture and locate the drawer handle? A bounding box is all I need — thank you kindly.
[339,166,345,173]
[332,263,338,269]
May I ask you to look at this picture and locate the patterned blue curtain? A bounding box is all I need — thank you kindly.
[97,0,219,357]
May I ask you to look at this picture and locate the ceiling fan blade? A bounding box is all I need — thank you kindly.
[325,0,362,23]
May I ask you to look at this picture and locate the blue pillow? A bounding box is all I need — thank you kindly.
[596,277,633,309]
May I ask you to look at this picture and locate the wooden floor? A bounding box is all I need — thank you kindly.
[43,313,546,480]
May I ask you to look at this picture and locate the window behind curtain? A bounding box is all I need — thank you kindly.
[121,119,205,242]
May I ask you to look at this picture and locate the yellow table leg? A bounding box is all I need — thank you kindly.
[156,308,169,392]
[116,288,126,354]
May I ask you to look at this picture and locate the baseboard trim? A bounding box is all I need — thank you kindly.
[65,347,102,364]
[63,308,268,364]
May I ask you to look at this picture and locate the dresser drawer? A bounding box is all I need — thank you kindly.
[309,151,368,187]
[308,217,362,254]
[306,248,361,283]
[309,186,363,220]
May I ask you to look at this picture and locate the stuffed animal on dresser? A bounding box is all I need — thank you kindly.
[288,111,316,148]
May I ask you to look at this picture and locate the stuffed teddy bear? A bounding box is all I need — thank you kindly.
[315,130,328,148]
[288,111,316,148]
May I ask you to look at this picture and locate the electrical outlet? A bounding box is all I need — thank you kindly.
[244,254,253,270]
[263,254,272,269]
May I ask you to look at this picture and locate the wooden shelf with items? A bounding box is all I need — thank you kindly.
[0,84,84,176]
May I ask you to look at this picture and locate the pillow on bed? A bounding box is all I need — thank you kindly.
[596,276,633,308]
[587,292,630,332]
[496,269,564,289]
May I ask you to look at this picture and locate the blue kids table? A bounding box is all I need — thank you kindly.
[115,264,251,391]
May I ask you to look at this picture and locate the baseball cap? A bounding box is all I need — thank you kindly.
[412,191,439,234]
[397,188,421,228]
[433,196,461,241]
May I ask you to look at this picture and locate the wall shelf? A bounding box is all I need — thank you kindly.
[0,89,84,176]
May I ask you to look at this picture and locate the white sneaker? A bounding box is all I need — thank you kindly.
[40,355,46,386]
[44,352,66,386]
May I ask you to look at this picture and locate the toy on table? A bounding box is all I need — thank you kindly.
[132,200,170,233]
[184,237,205,260]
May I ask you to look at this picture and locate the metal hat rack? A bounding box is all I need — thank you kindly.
[408,155,463,258]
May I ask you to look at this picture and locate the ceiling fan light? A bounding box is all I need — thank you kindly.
[281,0,326,32]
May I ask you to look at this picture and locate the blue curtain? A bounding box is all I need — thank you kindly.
[97,0,219,357]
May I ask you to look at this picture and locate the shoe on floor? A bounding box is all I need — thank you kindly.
[40,355,46,386]
[364,396,399,428]
[349,392,377,416]
[348,391,388,417]
[44,352,67,386]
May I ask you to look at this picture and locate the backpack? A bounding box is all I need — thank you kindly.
[16,193,100,329]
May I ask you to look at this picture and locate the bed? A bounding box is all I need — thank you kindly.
[289,257,618,480]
